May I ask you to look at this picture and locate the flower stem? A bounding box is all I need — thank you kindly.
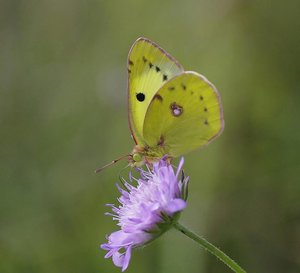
[174,222,246,273]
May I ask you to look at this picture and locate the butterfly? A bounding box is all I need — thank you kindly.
[95,37,224,172]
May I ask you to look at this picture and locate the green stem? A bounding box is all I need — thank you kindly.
[174,222,246,273]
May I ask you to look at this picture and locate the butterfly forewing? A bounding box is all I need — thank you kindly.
[127,37,184,145]
[142,72,224,157]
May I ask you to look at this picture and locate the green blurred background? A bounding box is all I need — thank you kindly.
[1,0,299,272]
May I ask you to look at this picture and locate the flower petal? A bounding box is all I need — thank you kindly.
[112,250,125,268]
[122,245,132,271]
[176,157,184,178]
[164,198,186,214]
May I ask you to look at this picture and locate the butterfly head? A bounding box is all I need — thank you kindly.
[129,145,173,168]
[130,153,144,167]
[129,146,146,167]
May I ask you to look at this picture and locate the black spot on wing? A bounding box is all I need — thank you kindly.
[204,119,209,125]
[168,86,175,91]
[153,94,163,102]
[181,83,186,90]
[127,68,131,74]
[136,93,145,102]
[155,66,161,72]
[128,60,134,66]
[142,56,147,63]
[149,62,153,68]
[163,74,168,81]
[204,107,207,112]
[200,95,204,101]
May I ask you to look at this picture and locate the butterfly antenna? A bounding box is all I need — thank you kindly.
[94,154,131,173]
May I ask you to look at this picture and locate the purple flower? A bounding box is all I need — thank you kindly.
[101,157,189,271]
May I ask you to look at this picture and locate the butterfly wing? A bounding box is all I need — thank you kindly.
[127,37,184,145]
[143,71,224,157]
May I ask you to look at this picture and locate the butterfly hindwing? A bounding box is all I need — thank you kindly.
[142,72,224,157]
[127,37,184,145]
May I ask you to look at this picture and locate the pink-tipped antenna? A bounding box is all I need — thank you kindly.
[94,154,131,173]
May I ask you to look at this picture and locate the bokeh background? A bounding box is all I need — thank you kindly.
[1,0,299,272]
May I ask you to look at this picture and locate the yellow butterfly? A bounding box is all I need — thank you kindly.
[96,37,224,172]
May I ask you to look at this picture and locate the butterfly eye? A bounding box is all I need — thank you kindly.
[136,93,145,102]
[133,153,142,162]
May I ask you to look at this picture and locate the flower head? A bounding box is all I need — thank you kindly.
[101,157,189,271]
